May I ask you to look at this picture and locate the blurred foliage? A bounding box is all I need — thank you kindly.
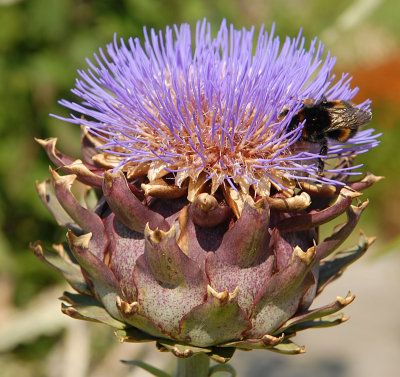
[0,0,399,376]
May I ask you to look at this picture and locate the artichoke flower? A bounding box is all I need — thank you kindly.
[31,20,381,364]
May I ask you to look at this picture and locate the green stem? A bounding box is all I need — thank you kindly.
[175,353,210,377]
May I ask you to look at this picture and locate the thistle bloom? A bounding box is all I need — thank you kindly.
[32,20,380,364]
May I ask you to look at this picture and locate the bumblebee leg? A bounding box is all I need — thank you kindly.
[320,95,327,104]
[317,143,328,176]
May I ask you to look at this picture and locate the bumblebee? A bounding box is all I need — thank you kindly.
[278,97,372,174]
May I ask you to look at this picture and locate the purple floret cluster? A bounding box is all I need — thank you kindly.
[55,19,379,188]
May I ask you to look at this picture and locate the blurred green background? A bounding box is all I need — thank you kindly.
[0,0,399,376]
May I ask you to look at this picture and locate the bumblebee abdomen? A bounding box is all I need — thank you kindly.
[326,128,357,142]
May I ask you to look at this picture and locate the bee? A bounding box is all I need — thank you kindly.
[278,97,372,175]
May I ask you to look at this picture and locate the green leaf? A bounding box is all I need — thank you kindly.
[30,241,90,295]
[157,341,211,357]
[60,291,126,329]
[282,313,349,334]
[115,327,158,343]
[121,360,172,377]
[270,338,306,355]
[208,347,235,364]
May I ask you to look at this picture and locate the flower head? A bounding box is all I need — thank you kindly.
[33,20,381,362]
[56,19,378,200]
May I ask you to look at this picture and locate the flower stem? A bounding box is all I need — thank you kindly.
[175,353,210,377]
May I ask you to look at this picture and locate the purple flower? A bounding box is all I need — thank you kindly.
[55,19,379,193]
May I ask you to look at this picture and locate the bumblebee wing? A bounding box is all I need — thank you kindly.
[327,103,372,142]
[329,103,372,130]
